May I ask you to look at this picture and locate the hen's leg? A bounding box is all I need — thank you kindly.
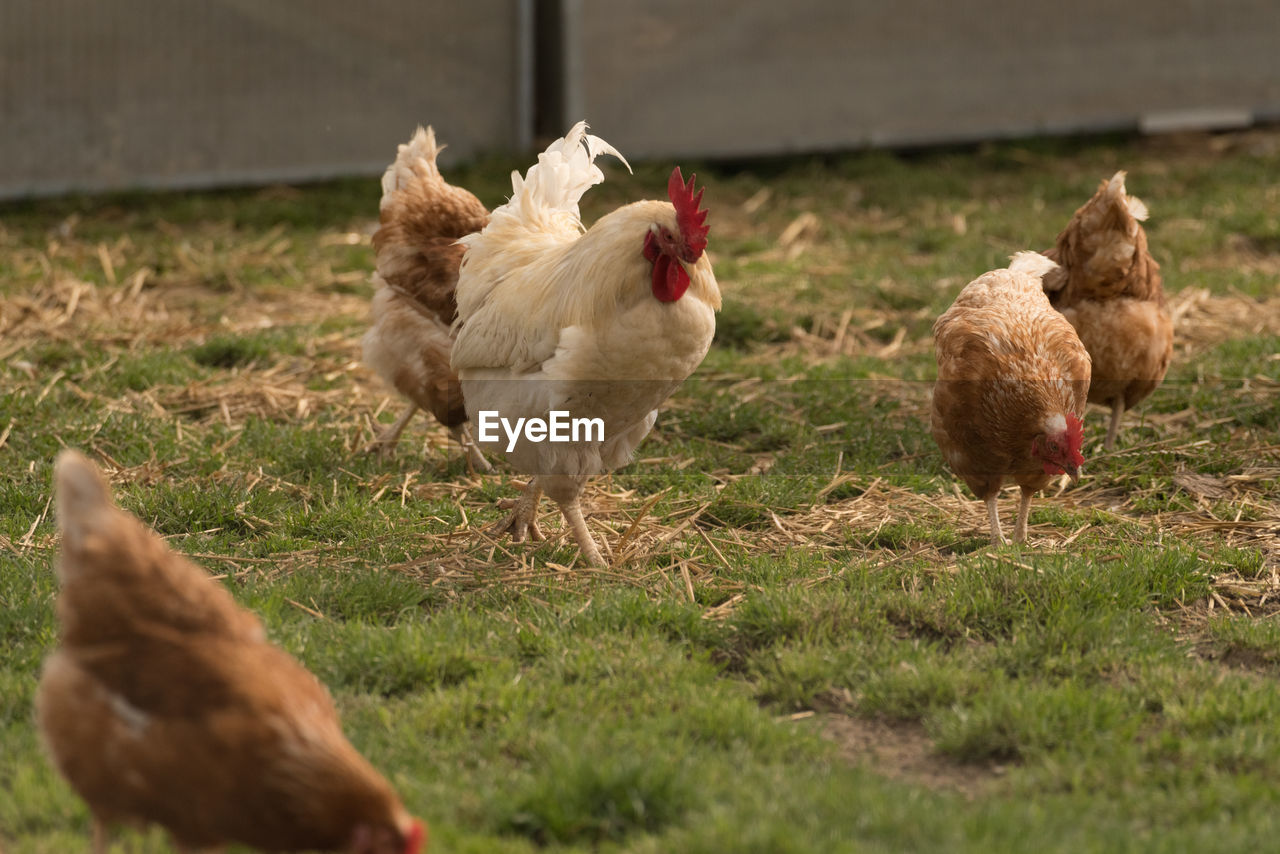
[364,404,417,457]
[92,818,110,854]
[985,494,1008,546]
[494,478,544,542]
[1104,397,1125,451]
[1013,486,1035,544]
[451,424,493,475]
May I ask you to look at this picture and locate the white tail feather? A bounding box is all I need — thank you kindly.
[1125,194,1149,222]
[1105,170,1127,197]
[476,121,630,236]
[1008,251,1059,281]
[380,126,444,208]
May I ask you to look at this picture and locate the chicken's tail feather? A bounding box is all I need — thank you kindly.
[1073,171,1152,282]
[478,121,631,237]
[1105,171,1148,222]
[1009,251,1060,281]
[54,450,113,553]
[372,126,487,326]
[380,126,444,209]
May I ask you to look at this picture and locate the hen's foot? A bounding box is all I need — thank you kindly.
[362,404,417,458]
[451,425,494,475]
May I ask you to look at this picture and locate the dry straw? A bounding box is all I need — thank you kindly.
[3,229,1278,626]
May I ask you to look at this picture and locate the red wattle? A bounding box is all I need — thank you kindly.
[651,254,690,302]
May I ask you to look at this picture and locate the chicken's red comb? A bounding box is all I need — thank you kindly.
[669,166,709,257]
[1065,413,1085,464]
[404,819,427,854]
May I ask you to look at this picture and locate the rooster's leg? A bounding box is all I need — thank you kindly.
[985,495,1008,546]
[451,424,494,475]
[558,497,605,567]
[364,404,418,457]
[539,474,604,566]
[1012,486,1035,544]
[1104,397,1125,451]
[494,478,544,543]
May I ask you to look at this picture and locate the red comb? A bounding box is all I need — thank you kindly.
[668,166,709,257]
[404,819,427,854]
[1065,413,1085,465]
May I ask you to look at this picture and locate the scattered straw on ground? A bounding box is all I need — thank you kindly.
[3,206,1278,629]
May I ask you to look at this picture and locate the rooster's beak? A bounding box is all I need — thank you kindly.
[1065,464,1081,485]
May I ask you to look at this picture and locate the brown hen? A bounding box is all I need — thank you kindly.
[363,126,491,471]
[37,451,426,854]
[1043,171,1173,449]
[932,253,1091,545]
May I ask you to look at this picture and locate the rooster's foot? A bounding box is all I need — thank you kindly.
[494,480,544,543]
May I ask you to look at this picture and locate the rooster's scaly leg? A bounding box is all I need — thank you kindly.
[494,478,544,542]
[538,474,605,566]
[558,497,605,567]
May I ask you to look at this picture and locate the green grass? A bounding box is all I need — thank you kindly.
[2,127,1279,852]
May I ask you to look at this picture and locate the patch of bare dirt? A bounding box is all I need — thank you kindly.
[808,712,1003,797]
[1181,634,1280,682]
[1212,646,1280,672]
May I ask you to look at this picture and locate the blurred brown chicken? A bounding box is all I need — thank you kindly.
[1043,171,1173,449]
[362,126,491,472]
[37,450,427,854]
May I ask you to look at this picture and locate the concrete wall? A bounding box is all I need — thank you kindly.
[3,0,1278,197]
[570,0,1280,159]
[0,0,531,198]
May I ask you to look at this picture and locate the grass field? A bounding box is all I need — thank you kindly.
[2,127,1279,853]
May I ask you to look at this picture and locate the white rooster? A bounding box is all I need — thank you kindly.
[451,122,721,566]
